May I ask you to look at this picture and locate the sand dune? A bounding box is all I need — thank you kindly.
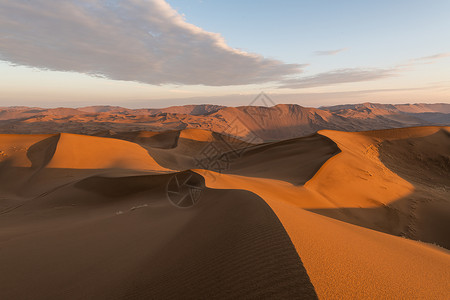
[0,126,449,299]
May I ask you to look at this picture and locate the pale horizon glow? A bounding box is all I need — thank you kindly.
[1,0,449,108]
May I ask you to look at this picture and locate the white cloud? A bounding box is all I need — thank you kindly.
[314,48,347,56]
[280,68,397,89]
[0,0,303,86]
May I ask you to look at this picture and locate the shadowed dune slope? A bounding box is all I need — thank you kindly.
[107,130,180,149]
[118,128,255,171]
[225,133,340,185]
[0,134,62,206]
[0,171,317,299]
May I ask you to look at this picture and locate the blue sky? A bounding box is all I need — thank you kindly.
[1,0,449,107]
[169,0,450,69]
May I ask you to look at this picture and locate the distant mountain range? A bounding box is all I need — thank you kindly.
[0,103,449,141]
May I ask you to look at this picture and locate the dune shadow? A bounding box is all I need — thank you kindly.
[74,173,172,198]
[308,192,450,249]
[26,134,60,169]
[378,129,450,186]
[109,130,181,149]
[224,133,341,185]
[120,187,318,299]
[0,164,318,299]
[250,124,344,141]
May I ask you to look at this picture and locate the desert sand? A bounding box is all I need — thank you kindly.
[0,126,449,299]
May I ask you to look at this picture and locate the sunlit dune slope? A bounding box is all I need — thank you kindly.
[47,133,169,171]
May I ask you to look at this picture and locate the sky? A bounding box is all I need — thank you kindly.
[0,0,449,108]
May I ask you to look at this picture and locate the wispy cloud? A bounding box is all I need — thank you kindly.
[279,68,397,89]
[314,48,347,56]
[0,0,303,86]
[396,52,450,68]
[412,52,450,62]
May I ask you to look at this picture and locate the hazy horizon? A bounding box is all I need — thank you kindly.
[1,96,449,110]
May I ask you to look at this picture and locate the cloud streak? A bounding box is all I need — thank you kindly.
[314,48,347,56]
[280,51,448,90]
[0,0,303,86]
[279,68,397,89]
[412,52,450,62]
